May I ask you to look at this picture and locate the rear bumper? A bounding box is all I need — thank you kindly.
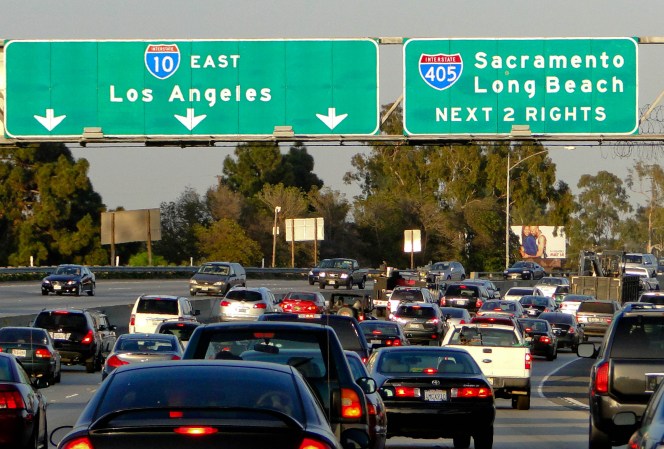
[590,394,645,445]
[486,377,530,398]
[385,403,495,438]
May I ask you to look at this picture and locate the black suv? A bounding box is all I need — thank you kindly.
[32,308,117,373]
[579,303,664,448]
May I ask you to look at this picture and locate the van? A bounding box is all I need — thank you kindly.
[189,262,246,296]
[624,253,658,278]
[128,295,200,334]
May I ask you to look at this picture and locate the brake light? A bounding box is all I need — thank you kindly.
[568,327,575,334]
[594,362,609,394]
[372,330,382,335]
[129,314,135,326]
[426,318,439,324]
[253,303,267,309]
[525,353,532,370]
[341,388,363,418]
[106,355,129,368]
[220,300,230,307]
[367,403,377,415]
[299,438,333,449]
[0,388,25,409]
[174,427,218,436]
[605,318,612,324]
[475,299,483,308]
[35,348,51,358]
[459,319,466,324]
[451,387,492,398]
[362,357,368,364]
[81,330,94,345]
[395,386,420,397]
[423,368,438,374]
[392,339,401,346]
[539,336,551,344]
[171,355,181,360]
[440,298,447,306]
[359,315,365,321]
[61,436,94,449]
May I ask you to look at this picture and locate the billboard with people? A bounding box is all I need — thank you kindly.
[511,225,566,259]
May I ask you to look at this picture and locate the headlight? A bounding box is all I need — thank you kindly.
[503,271,508,274]
[319,272,327,277]
[67,280,79,285]
[42,280,51,285]
[190,280,198,285]
[214,281,225,286]
[308,270,313,276]
[340,273,348,279]
[523,270,529,274]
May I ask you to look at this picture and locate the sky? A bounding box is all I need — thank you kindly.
[2,0,664,211]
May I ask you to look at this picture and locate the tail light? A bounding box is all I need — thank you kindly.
[395,386,421,397]
[340,388,363,418]
[129,314,135,326]
[593,362,609,394]
[392,339,401,346]
[605,318,612,324]
[34,348,51,358]
[253,303,267,309]
[426,318,439,325]
[451,387,492,398]
[81,330,94,345]
[61,436,94,449]
[171,355,181,360]
[361,357,368,364]
[539,336,551,344]
[174,427,218,436]
[367,403,377,415]
[0,387,25,409]
[525,353,532,370]
[106,355,129,368]
[440,298,447,306]
[359,315,365,321]
[475,299,483,309]
[459,319,466,324]
[299,438,333,449]
[220,300,231,307]
[568,327,575,334]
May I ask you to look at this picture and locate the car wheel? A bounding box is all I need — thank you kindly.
[473,427,494,449]
[94,353,103,372]
[589,418,612,449]
[334,285,340,289]
[24,420,39,449]
[452,434,471,448]
[87,282,95,296]
[319,283,326,289]
[85,355,96,373]
[516,393,530,410]
[358,277,366,289]
[54,368,61,383]
[346,279,353,290]
[41,290,48,296]
[55,291,63,296]
[190,290,197,296]
[308,278,315,286]
[546,348,556,361]
[73,286,80,296]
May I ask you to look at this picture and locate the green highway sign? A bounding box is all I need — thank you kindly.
[403,38,638,135]
[4,39,380,138]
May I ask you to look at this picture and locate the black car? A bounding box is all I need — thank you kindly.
[0,353,48,449]
[259,313,372,363]
[578,305,664,448]
[517,318,557,360]
[0,327,62,384]
[518,295,558,318]
[41,264,96,296]
[58,361,346,449]
[184,321,372,447]
[439,283,492,315]
[503,261,546,280]
[626,363,664,449]
[367,346,495,448]
[539,312,584,352]
[390,302,448,345]
[32,308,117,373]
[359,320,409,349]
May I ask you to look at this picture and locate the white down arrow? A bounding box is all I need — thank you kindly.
[34,109,66,131]
[316,108,348,130]
[175,109,207,131]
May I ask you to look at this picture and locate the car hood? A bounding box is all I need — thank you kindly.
[191,273,230,282]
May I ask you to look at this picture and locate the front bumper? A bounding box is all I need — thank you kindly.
[190,284,225,295]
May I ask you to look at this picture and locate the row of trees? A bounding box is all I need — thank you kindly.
[1,105,663,271]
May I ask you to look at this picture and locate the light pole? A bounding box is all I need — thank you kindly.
[272,206,281,268]
[505,150,549,269]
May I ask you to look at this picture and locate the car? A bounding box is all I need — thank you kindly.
[534,276,570,298]
[638,291,664,308]
[462,279,501,299]
[102,333,184,380]
[477,300,527,318]
[388,286,437,315]
[559,294,596,315]
[258,313,372,362]
[213,287,281,322]
[57,360,349,449]
[624,252,658,278]
[183,321,373,446]
[358,320,409,349]
[471,313,521,330]
[329,292,375,321]
[0,353,49,449]
[578,306,664,448]
[41,263,96,296]
[658,258,664,275]
[345,350,387,449]
[517,318,558,360]
[279,291,328,314]
[439,283,492,314]
[32,308,116,373]
[366,346,495,447]
[154,320,202,348]
[129,295,200,333]
[316,258,368,290]
[189,261,246,296]
[425,261,466,285]
[538,311,584,352]
[390,302,448,346]
[576,300,621,339]
[0,326,62,385]
[551,284,571,306]
[518,295,558,317]
[503,261,546,280]
[503,286,545,301]
[440,306,472,327]
[626,364,664,449]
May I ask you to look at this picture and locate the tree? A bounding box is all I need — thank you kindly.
[194,218,263,266]
[221,142,283,197]
[626,162,664,253]
[0,143,107,266]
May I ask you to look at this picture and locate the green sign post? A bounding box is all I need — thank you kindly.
[403,38,638,135]
[4,39,379,138]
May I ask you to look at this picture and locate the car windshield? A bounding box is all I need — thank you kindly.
[199,264,229,275]
[432,262,450,270]
[396,305,436,318]
[624,254,644,264]
[512,262,529,268]
[320,259,352,269]
[137,298,179,315]
[226,290,263,302]
[377,349,479,375]
[55,266,81,276]
[34,312,87,331]
[610,316,664,359]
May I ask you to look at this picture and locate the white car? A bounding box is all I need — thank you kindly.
[534,276,570,298]
[213,287,281,322]
[503,286,544,302]
[129,295,200,334]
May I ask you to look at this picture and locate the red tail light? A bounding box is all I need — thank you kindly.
[459,319,466,324]
[475,299,483,308]
[440,298,447,306]
[568,327,575,334]
[61,436,94,449]
[539,336,551,344]
[525,353,532,370]
[253,303,267,309]
[0,387,25,409]
[392,339,401,346]
[299,437,333,449]
[220,300,230,307]
[594,362,609,394]
[129,314,135,326]
[106,354,129,368]
[385,339,392,346]
[395,386,420,397]
[171,355,181,360]
[35,348,51,358]
[451,387,492,398]
[174,427,218,436]
[359,315,365,321]
[341,388,363,418]
[81,330,94,345]
[367,403,377,415]
[361,357,368,364]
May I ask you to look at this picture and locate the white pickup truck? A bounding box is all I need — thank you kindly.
[441,323,532,410]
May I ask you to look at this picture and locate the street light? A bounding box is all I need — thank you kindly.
[272,206,281,268]
[505,149,549,269]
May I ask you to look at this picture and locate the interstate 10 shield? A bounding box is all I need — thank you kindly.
[144,44,181,80]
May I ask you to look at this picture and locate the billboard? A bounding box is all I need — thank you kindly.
[101,209,161,245]
[284,218,324,242]
[511,225,566,259]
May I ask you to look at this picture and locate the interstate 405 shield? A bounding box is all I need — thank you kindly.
[403,38,638,136]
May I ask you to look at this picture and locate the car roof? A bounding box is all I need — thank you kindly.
[200,321,336,334]
[111,359,296,375]
[138,295,183,300]
[119,333,177,340]
[260,313,358,324]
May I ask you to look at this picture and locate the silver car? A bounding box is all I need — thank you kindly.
[214,287,281,322]
[425,261,466,285]
[102,333,183,380]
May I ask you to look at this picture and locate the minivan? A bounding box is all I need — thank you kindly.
[128,295,200,334]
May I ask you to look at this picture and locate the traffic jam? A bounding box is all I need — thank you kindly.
[1,256,663,449]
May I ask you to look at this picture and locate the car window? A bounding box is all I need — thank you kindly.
[377,349,479,375]
[0,358,12,381]
[578,302,617,314]
[391,289,424,301]
[610,317,664,359]
[346,354,368,379]
[118,337,176,352]
[0,328,49,344]
[360,322,401,337]
[449,327,519,347]
[159,323,199,341]
[226,290,263,302]
[137,298,179,315]
[444,285,479,297]
[34,312,88,330]
[396,305,436,318]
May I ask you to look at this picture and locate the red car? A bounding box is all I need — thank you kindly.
[279,291,328,315]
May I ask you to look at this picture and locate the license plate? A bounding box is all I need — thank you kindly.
[328,280,336,285]
[371,339,381,344]
[424,389,447,401]
[54,285,62,290]
[406,323,423,329]
[237,308,248,313]
[11,349,26,357]
[454,299,467,305]
[52,332,69,340]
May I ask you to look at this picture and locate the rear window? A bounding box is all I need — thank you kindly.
[377,349,479,375]
[440,308,468,318]
[359,322,400,337]
[158,323,199,341]
[578,302,616,314]
[444,285,479,297]
[396,305,436,318]
[391,289,424,302]
[520,296,550,306]
[640,295,664,305]
[506,288,533,296]
[34,312,87,331]
[285,292,317,301]
[0,358,12,381]
[226,290,263,302]
[610,316,664,359]
[480,301,517,312]
[448,326,519,347]
[539,313,574,325]
[137,298,179,315]
[117,337,176,352]
[0,328,49,345]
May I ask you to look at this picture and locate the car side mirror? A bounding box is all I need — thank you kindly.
[356,376,377,394]
[577,342,598,358]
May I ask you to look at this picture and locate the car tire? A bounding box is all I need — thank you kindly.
[319,283,326,289]
[473,427,494,449]
[85,356,96,373]
[460,274,466,280]
[87,282,95,296]
[589,418,612,449]
[24,420,39,449]
[346,279,353,290]
[358,278,366,289]
[453,434,471,448]
[516,393,531,410]
[54,368,61,383]
[56,291,63,296]
[546,347,556,361]
[41,290,48,296]
[74,286,80,296]
[190,290,197,296]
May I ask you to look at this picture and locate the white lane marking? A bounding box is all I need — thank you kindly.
[65,394,79,399]
[537,357,590,409]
